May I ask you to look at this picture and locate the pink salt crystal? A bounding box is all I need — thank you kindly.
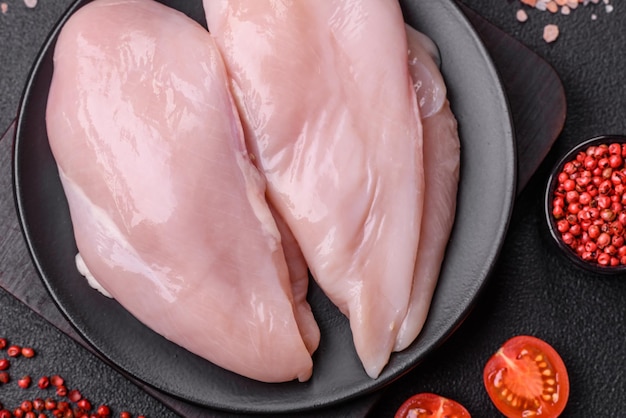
[1,3,7,14]
[546,1,559,12]
[543,24,560,43]
[23,0,37,8]
[516,9,529,22]
[567,0,579,8]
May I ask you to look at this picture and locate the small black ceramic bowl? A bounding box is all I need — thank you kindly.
[545,135,626,275]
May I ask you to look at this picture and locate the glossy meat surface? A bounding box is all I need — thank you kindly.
[46,0,318,383]
[394,26,461,351]
[205,0,425,378]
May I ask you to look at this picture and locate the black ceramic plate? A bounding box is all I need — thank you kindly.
[13,0,515,413]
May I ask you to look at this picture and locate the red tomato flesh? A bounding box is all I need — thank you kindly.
[483,335,569,418]
[394,392,471,418]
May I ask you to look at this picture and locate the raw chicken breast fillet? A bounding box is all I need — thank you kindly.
[394,26,461,351]
[46,0,319,383]
[205,0,425,378]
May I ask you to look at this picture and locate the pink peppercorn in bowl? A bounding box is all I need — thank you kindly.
[545,135,626,274]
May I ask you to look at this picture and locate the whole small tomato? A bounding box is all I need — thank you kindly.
[394,392,471,418]
[483,335,569,418]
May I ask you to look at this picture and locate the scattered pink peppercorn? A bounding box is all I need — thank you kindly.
[44,398,57,411]
[20,401,33,412]
[50,375,64,387]
[38,376,50,389]
[32,399,44,412]
[18,375,32,389]
[21,347,35,358]
[0,371,9,384]
[0,338,7,350]
[77,399,91,411]
[69,389,82,403]
[97,405,111,417]
[0,352,142,418]
[7,345,22,357]
[56,384,68,397]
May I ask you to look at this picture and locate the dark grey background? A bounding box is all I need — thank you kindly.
[1,0,625,416]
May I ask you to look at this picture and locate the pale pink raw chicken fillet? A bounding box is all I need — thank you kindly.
[271,206,321,355]
[46,0,319,383]
[204,0,425,378]
[394,26,461,351]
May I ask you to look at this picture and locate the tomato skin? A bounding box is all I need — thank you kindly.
[394,392,471,418]
[483,335,569,418]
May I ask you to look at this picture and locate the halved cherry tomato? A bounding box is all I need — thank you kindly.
[483,335,569,418]
[394,392,471,418]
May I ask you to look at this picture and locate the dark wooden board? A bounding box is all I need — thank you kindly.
[459,4,566,191]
